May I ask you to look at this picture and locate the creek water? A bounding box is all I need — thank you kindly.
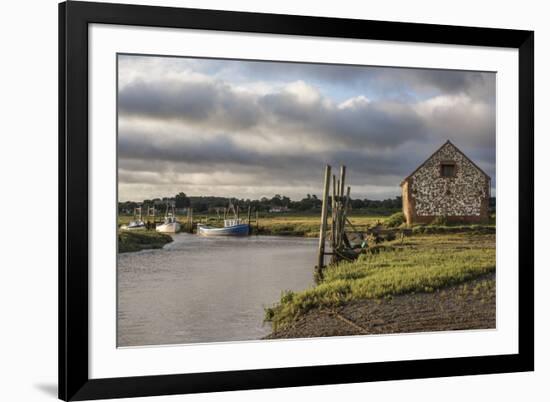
[117,233,317,347]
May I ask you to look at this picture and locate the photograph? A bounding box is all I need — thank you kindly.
[116,54,496,347]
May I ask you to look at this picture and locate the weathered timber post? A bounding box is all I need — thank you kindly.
[337,166,347,247]
[247,206,252,234]
[331,174,338,263]
[317,165,332,275]
[339,186,351,248]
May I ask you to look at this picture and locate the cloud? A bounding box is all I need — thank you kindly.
[120,78,428,149]
[117,55,496,201]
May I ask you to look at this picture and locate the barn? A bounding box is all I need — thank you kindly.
[400,140,491,225]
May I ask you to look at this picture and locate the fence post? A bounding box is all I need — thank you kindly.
[317,165,332,275]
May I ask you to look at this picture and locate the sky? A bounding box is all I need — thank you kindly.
[117,54,496,202]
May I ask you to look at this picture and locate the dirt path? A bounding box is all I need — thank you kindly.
[265,273,495,339]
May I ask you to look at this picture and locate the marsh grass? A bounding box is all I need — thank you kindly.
[254,213,386,237]
[385,211,405,227]
[118,230,173,253]
[411,225,495,235]
[118,212,387,237]
[265,233,496,331]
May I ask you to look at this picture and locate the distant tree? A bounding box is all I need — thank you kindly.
[270,195,282,207]
[351,198,364,209]
[175,192,190,208]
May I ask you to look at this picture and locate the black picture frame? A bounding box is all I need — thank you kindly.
[59,1,534,400]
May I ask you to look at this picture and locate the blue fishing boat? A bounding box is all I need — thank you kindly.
[197,219,250,237]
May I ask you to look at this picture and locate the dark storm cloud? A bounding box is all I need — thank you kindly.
[258,92,427,148]
[119,78,429,149]
[118,125,426,191]
[224,60,495,102]
[119,79,260,130]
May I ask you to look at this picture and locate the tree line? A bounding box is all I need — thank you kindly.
[119,193,496,216]
[118,193,407,215]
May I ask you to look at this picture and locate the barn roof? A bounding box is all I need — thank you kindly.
[400,140,491,186]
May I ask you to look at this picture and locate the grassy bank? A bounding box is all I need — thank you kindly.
[118,230,173,253]
[118,212,390,237]
[254,213,387,237]
[265,273,496,339]
[118,211,494,238]
[265,233,496,331]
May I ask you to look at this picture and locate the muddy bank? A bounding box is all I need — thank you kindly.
[265,273,495,339]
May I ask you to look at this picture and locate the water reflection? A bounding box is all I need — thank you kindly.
[117,234,317,347]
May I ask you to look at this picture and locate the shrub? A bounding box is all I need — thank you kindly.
[385,212,405,228]
[430,215,448,226]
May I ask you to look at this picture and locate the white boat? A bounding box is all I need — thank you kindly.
[156,216,181,233]
[156,204,181,233]
[120,207,146,230]
[121,220,146,230]
[198,219,249,236]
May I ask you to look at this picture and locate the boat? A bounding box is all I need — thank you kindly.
[198,219,250,236]
[156,204,181,233]
[120,207,146,231]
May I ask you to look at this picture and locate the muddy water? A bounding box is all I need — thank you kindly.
[117,234,317,347]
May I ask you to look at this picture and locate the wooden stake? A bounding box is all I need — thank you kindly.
[317,165,332,271]
[331,174,337,258]
[337,166,347,247]
[338,186,351,248]
[339,165,346,199]
[330,175,336,252]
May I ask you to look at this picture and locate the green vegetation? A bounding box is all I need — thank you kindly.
[430,215,449,226]
[254,213,386,237]
[411,225,494,235]
[385,211,405,227]
[118,212,388,238]
[265,233,496,331]
[118,230,173,253]
[118,193,406,215]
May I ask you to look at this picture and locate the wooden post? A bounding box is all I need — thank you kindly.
[247,206,252,234]
[331,174,337,263]
[339,165,346,199]
[337,166,347,247]
[317,165,331,276]
[339,186,351,248]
